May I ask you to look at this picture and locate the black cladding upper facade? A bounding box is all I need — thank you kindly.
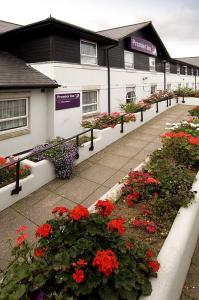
[0,17,198,75]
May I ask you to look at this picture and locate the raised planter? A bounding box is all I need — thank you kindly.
[179,97,199,106]
[88,162,199,300]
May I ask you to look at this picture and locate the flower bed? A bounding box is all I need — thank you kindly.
[81,112,136,129]
[0,107,198,299]
[0,156,31,189]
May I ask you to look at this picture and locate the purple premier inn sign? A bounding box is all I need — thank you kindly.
[128,37,157,56]
[55,93,80,110]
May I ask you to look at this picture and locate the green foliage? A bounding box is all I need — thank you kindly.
[174,87,195,97]
[120,102,141,113]
[188,106,199,118]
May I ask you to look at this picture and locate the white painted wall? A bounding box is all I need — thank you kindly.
[0,89,49,156]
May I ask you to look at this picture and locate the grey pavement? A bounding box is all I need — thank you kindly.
[0,104,194,270]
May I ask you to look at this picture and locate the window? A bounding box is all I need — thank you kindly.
[166,62,170,73]
[184,66,188,75]
[167,83,171,91]
[80,40,97,65]
[177,64,180,75]
[151,84,157,94]
[191,68,194,76]
[149,57,155,72]
[0,98,28,133]
[124,51,134,69]
[82,91,98,114]
[126,86,136,103]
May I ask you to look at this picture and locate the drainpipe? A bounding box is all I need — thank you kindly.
[106,44,118,114]
[163,60,166,91]
[195,71,197,91]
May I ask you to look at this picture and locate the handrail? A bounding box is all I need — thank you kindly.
[0,96,177,195]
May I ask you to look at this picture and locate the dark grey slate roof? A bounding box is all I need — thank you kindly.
[97,21,151,40]
[0,20,21,33]
[0,51,59,89]
[175,57,199,67]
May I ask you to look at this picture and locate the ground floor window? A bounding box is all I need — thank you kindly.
[82,91,98,114]
[151,84,157,94]
[0,98,28,133]
[126,86,136,103]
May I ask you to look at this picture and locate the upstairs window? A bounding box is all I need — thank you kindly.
[165,62,170,73]
[151,84,157,94]
[184,66,188,75]
[80,40,97,65]
[82,91,98,115]
[126,86,136,103]
[124,51,134,69]
[0,98,28,133]
[191,68,194,76]
[149,57,155,72]
[177,64,180,75]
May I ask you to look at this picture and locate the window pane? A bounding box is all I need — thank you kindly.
[82,104,97,113]
[0,99,26,120]
[81,56,97,65]
[81,41,96,56]
[83,91,97,105]
[0,117,27,131]
[124,52,134,68]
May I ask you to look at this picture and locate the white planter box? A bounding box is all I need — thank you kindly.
[0,100,177,211]
[179,97,199,106]
[88,164,199,300]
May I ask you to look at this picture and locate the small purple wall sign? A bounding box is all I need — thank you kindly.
[55,93,80,110]
[128,37,157,56]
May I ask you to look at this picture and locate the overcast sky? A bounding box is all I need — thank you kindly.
[1,0,198,58]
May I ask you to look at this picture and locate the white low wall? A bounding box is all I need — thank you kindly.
[179,97,199,106]
[0,98,180,212]
[88,162,199,300]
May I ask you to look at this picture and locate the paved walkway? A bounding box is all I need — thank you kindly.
[0,105,193,271]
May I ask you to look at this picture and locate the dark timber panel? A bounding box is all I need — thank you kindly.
[53,34,80,63]
[109,42,124,68]
[155,57,163,72]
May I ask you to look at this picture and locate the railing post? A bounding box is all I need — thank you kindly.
[176,97,179,104]
[75,135,80,159]
[166,97,169,107]
[11,161,22,195]
[156,102,159,113]
[182,95,185,103]
[120,115,124,133]
[140,109,143,122]
[169,97,171,106]
[89,129,94,151]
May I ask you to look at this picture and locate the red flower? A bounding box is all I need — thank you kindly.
[148,260,160,272]
[146,221,156,234]
[126,191,140,207]
[77,259,88,267]
[107,218,125,235]
[23,164,30,170]
[8,164,16,170]
[69,205,89,221]
[125,240,134,250]
[145,177,160,185]
[188,137,199,145]
[35,223,52,238]
[34,247,48,257]
[52,206,69,216]
[19,169,24,175]
[16,225,27,234]
[146,249,154,258]
[92,249,119,277]
[0,156,6,165]
[72,269,85,283]
[95,199,115,217]
[16,233,28,246]
[141,205,151,216]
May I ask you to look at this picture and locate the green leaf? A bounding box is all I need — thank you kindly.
[98,286,119,300]
[9,284,26,300]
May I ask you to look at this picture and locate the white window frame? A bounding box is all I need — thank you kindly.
[165,62,170,73]
[151,84,157,94]
[80,40,98,65]
[124,51,134,69]
[184,66,188,75]
[149,57,155,72]
[82,90,98,116]
[177,64,180,75]
[126,86,136,103]
[0,98,29,135]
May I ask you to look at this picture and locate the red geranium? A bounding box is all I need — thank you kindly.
[146,221,156,234]
[16,233,28,246]
[76,259,88,267]
[72,269,85,283]
[69,205,89,221]
[188,137,199,145]
[92,249,119,277]
[0,156,6,165]
[141,205,151,216]
[107,218,125,235]
[35,223,52,238]
[16,225,27,234]
[34,247,48,257]
[95,199,115,217]
[52,206,69,216]
[148,260,160,272]
[126,191,140,207]
[145,177,160,185]
[146,249,154,258]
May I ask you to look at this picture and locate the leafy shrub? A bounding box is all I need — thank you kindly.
[189,106,199,118]
[31,138,78,179]
[120,101,151,114]
[174,87,195,97]
[0,156,31,188]
[0,202,159,300]
[81,112,136,129]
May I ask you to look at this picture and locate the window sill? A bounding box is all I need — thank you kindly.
[0,128,30,141]
[82,112,100,120]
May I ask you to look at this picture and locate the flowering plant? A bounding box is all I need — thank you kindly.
[189,106,199,118]
[31,138,78,179]
[0,201,159,300]
[81,112,136,129]
[120,101,151,114]
[142,90,175,104]
[0,156,31,188]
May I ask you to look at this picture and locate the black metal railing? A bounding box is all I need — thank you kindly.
[1,96,180,196]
